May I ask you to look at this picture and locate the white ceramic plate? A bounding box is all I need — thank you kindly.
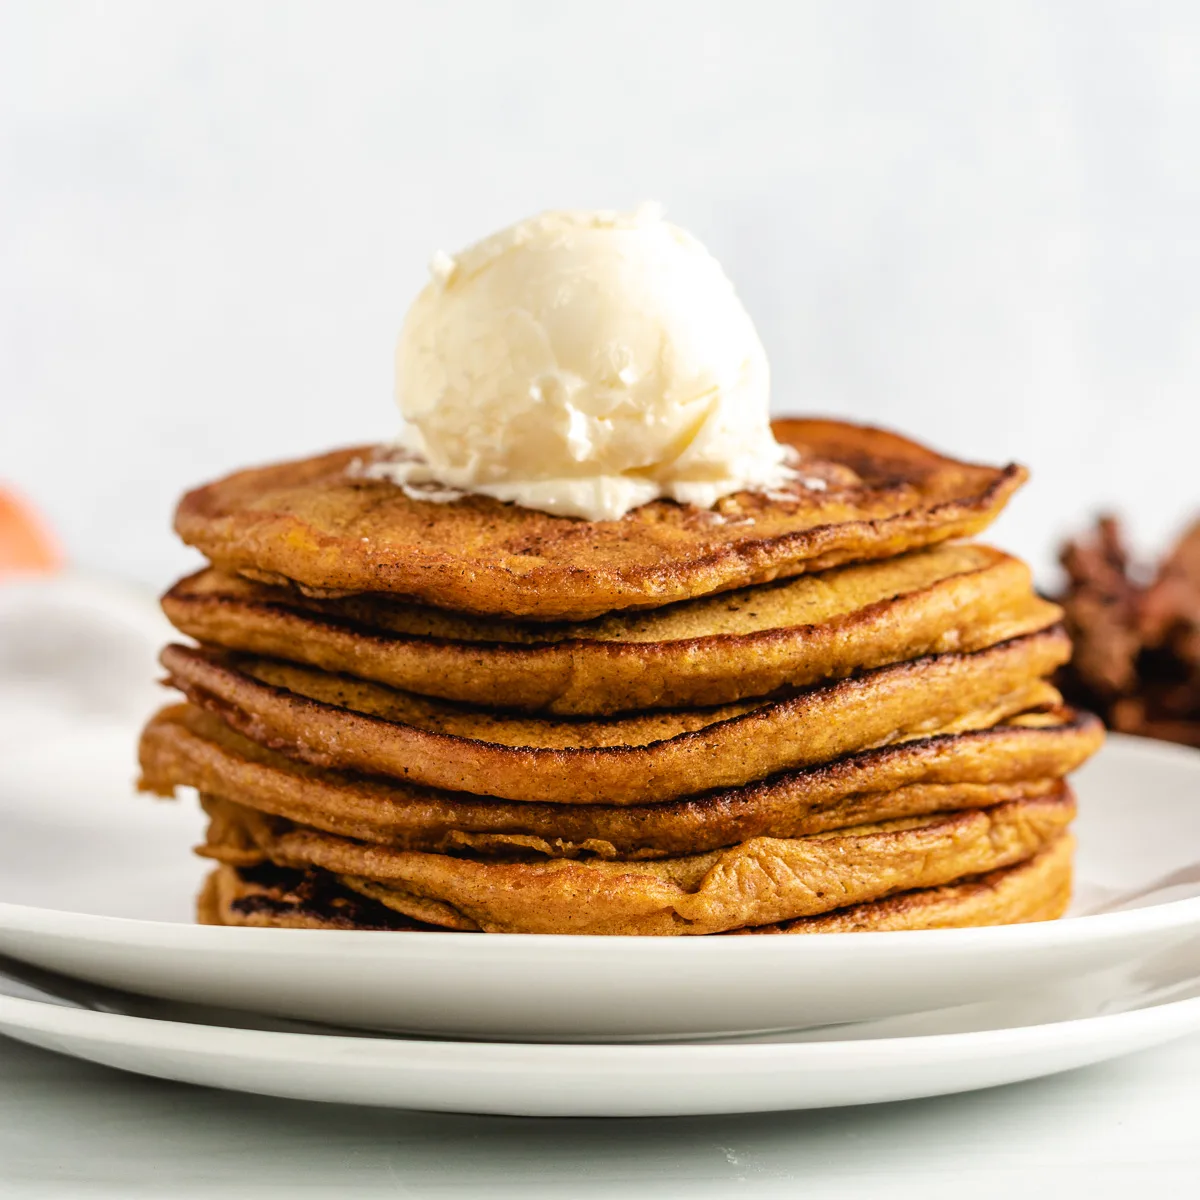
[1,718,1199,1040]
[1,943,1199,1117]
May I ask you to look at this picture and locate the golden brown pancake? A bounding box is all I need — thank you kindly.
[141,703,1101,860]
[200,835,1072,933]
[159,630,1069,804]
[163,544,1061,714]
[739,835,1074,933]
[174,419,1026,620]
[198,791,1074,935]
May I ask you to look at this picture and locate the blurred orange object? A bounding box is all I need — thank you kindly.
[0,485,63,574]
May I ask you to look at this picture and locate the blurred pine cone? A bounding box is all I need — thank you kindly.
[1057,515,1200,747]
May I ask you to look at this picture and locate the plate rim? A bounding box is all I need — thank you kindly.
[3,984,1200,1065]
[3,894,1200,956]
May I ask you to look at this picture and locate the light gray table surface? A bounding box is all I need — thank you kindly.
[1,1028,1197,1199]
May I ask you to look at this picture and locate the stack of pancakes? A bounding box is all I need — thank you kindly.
[138,419,1103,936]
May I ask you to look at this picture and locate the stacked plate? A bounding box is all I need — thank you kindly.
[1,572,1200,1116]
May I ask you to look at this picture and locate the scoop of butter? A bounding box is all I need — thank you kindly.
[371,205,793,521]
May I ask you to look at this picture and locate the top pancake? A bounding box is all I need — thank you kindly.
[175,418,1026,619]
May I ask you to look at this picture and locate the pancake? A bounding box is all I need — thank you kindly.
[174,419,1026,620]
[200,835,1072,933]
[159,629,1070,804]
[198,791,1075,935]
[739,835,1074,933]
[163,544,1062,714]
[141,703,1101,860]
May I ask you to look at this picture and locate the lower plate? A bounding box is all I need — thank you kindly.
[1,944,1198,1116]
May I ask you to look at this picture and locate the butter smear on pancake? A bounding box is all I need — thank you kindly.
[364,205,797,520]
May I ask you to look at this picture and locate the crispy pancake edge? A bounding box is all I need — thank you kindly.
[198,861,436,930]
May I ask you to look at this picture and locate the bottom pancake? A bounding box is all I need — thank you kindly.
[198,790,1074,935]
[200,835,1072,934]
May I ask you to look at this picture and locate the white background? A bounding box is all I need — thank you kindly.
[3,0,1198,591]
